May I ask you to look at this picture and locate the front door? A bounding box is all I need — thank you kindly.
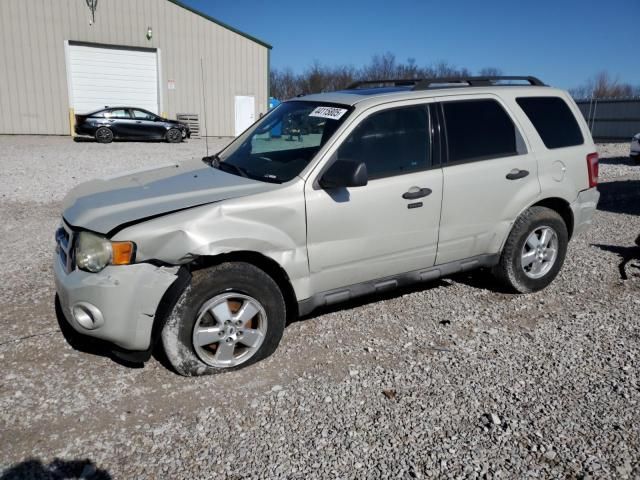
[235,96,255,136]
[130,109,166,139]
[305,103,443,293]
[435,97,541,264]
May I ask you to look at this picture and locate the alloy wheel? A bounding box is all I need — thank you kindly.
[192,293,267,368]
[521,226,558,279]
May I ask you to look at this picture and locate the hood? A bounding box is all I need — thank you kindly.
[63,159,279,234]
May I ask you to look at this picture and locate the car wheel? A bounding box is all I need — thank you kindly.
[492,206,568,293]
[95,127,113,144]
[166,128,182,143]
[161,262,286,376]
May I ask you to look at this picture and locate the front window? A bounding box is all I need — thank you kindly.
[131,109,156,120]
[218,101,352,183]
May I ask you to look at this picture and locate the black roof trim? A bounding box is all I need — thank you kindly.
[347,76,546,91]
[166,0,272,49]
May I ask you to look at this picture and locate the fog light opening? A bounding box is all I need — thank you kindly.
[72,302,104,330]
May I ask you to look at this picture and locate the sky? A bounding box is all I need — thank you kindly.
[183,0,640,90]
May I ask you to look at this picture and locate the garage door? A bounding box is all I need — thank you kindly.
[67,43,159,115]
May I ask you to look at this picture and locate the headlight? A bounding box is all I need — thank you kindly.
[75,232,135,273]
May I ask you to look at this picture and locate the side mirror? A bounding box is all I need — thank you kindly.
[319,159,368,189]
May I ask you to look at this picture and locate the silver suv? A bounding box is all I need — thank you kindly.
[55,76,600,376]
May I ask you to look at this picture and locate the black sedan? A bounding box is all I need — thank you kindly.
[75,107,190,143]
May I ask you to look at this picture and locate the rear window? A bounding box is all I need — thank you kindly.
[516,97,584,149]
[442,99,519,163]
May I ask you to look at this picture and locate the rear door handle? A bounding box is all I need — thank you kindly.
[402,187,432,200]
[506,169,529,180]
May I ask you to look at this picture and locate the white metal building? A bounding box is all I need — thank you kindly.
[0,0,271,136]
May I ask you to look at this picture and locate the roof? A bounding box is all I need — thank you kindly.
[294,76,560,107]
[297,84,563,108]
[167,0,272,49]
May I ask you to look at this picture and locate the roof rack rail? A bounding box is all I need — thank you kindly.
[413,76,546,90]
[345,76,546,91]
[346,79,422,89]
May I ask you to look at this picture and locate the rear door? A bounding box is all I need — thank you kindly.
[104,108,135,138]
[436,96,540,264]
[305,102,443,293]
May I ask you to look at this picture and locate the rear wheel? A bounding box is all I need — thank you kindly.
[166,128,182,143]
[492,206,568,293]
[161,262,286,376]
[95,127,113,144]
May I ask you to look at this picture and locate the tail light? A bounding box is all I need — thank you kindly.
[586,152,598,188]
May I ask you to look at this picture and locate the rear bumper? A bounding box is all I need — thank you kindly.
[571,187,600,237]
[54,257,179,352]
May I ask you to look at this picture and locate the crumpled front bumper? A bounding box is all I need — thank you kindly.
[54,257,179,352]
[570,187,600,237]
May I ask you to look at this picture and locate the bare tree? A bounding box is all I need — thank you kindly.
[570,71,638,99]
[270,54,503,99]
[478,67,503,77]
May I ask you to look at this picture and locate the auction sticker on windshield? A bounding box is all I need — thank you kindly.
[309,106,348,120]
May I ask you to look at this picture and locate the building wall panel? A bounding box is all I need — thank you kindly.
[0,0,269,136]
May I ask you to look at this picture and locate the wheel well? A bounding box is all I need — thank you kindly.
[189,251,299,323]
[532,197,574,239]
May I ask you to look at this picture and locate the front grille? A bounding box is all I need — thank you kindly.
[55,222,75,274]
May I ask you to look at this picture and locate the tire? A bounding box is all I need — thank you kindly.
[166,128,182,143]
[492,206,568,293]
[95,127,113,144]
[161,262,286,376]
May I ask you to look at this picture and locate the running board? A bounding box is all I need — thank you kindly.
[297,254,499,317]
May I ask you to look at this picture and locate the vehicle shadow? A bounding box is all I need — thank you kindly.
[592,238,640,280]
[0,458,111,480]
[597,179,640,215]
[73,137,185,144]
[54,295,145,369]
[448,268,515,294]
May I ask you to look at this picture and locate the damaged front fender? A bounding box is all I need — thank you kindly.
[111,182,311,299]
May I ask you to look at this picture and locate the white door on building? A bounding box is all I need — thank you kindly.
[234,95,255,136]
[67,43,159,114]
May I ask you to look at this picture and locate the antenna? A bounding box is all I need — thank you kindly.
[200,57,209,157]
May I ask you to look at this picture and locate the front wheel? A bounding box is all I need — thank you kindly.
[161,262,286,376]
[166,128,182,143]
[492,206,568,293]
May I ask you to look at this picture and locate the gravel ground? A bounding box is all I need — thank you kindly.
[0,137,639,479]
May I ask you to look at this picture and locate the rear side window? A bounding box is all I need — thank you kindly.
[337,105,430,179]
[105,109,131,119]
[442,100,519,163]
[516,97,584,149]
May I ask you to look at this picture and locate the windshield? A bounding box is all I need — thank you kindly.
[217,101,352,183]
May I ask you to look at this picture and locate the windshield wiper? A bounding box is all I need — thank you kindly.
[202,154,249,178]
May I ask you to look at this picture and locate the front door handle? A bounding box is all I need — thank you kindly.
[506,169,529,180]
[402,187,432,200]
